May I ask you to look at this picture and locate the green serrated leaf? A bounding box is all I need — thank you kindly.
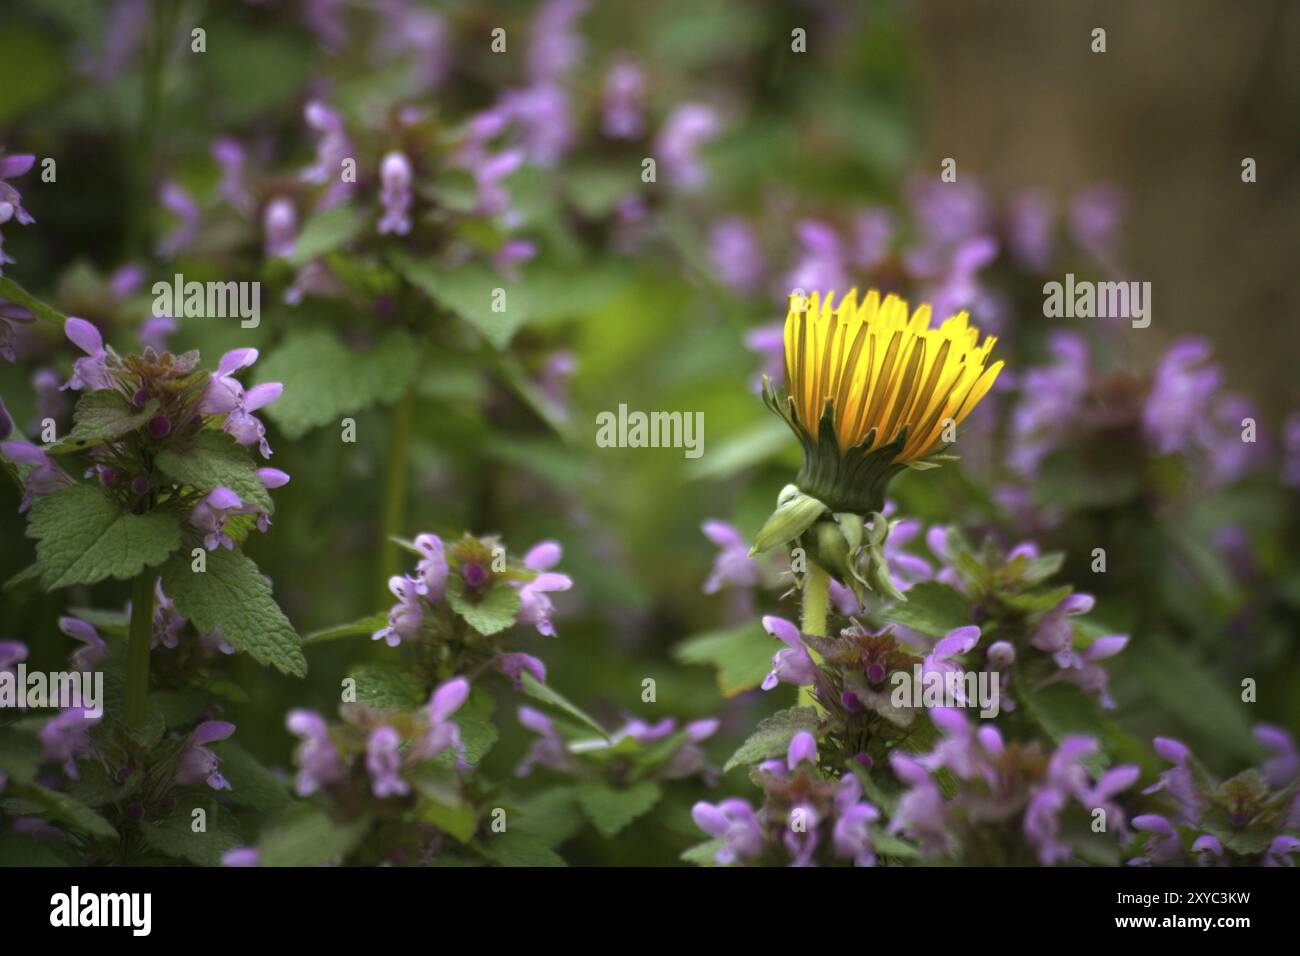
[213,742,293,813]
[477,830,567,867]
[348,660,425,710]
[160,548,306,677]
[50,391,157,453]
[288,205,366,267]
[884,581,973,638]
[254,329,421,438]
[392,254,528,349]
[575,780,662,838]
[156,428,272,512]
[512,785,583,847]
[445,576,521,636]
[672,623,773,697]
[27,485,181,590]
[258,807,371,867]
[140,801,242,866]
[7,780,117,840]
[723,706,820,773]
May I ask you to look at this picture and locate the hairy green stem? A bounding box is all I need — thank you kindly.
[128,0,178,259]
[380,386,415,601]
[798,563,830,709]
[124,572,155,727]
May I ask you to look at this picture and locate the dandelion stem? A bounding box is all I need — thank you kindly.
[798,563,830,710]
[380,385,415,601]
[124,572,155,727]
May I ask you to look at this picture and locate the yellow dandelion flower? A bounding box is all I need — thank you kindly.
[762,288,1003,516]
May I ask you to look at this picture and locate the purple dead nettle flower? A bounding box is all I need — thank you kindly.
[0,153,36,273]
[709,218,764,294]
[516,705,579,776]
[872,506,934,590]
[63,317,115,391]
[373,575,423,646]
[1,441,74,512]
[499,84,574,167]
[199,348,283,457]
[833,773,882,867]
[473,148,526,222]
[1193,834,1226,867]
[493,238,537,281]
[302,100,354,208]
[602,59,645,139]
[528,0,587,83]
[924,235,999,327]
[176,721,235,790]
[493,651,547,690]
[191,487,260,551]
[887,752,952,856]
[851,208,893,270]
[691,798,766,865]
[537,349,576,418]
[1265,836,1300,868]
[744,322,785,394]
[1143,338,1221,456]
[373,0,449,91]
[152,579,185,649]
[415,677,470,765]
[1006,190,1055,272]
[919,625,982,703]
[761,615,817,690]
[701,520,762,593]
[412,532,448,600]
[156,181,200,259]
[1068,183,1124,269]
[1022,735,1097,865]
[654,104,720,190]
[1206,393,1269,487]
[222,847,260,867]
[1128,814,1183,867]
[784,219,848,297]
[263,197,297,259]
[1283,413,1300,489]
[659,718,721,780]
[515,540,573,637]
[366,726,410,799]
[39,707,101,778]
[0,641,27,675]
[58,617,108,671]
[212,137,253,217]
[1141,736,1205,825]
[1256,725,1300,789]
[286,709,344,797]
[1029,592,1094,661]
[137,316,177,354]
[1009,332,1091,477]
[1047,632,1128,708]
[377,151,413,236]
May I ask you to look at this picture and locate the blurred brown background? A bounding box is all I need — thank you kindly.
[915,0,1300,406]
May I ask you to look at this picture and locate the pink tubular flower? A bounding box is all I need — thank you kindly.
[156,181,200,258]
[701,520,761,593]
[176,721,235,790]
[200,348,282,457]
[263,197,297,259]
[286,709,343,797]
[515,541,572,637]
[377,150,413,236]
[416,677,469,764]
[366,726,409,798]
[63,317,115,391]
[191,487,256,551]
[1,441,73,511]
[372,575,423,646]
[58,616,107,671]
[761,615,817,690]
[494,652,546,690]
[413,533,447,601]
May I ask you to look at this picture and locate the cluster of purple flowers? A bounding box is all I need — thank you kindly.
[285,676,469,800]
[1129,727,1300,867]
[692,732,880,866]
